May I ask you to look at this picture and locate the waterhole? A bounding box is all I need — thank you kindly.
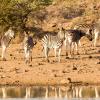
[0,85,100,99]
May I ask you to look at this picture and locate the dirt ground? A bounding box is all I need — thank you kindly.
[0,37,100,86]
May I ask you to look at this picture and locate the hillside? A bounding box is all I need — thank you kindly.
[0,0,100,38]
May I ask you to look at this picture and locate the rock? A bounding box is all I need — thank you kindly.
[62,70,67,73]
[10,54,13,56]
[14,80,19,83]
[97,50,100,53]
[72,65,77,70]
[96,62,100,64]
[29,64,32,67]
[25,69,29,72]
[54,73,62,77]
[38,63,44,65]
[13,57,16,59]
[0,67,3,69]
[54,74,57,77]
[88,55,92,59]
[66,56,70,59]
[73,67,77,70]
[1,75,6,78]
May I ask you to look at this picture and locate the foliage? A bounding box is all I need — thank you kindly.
[0,0,52,33]
[0,0,100,35]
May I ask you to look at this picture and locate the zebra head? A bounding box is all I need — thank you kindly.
[58,27,65,40]
[86,28,93,41]
[5,28,15,38]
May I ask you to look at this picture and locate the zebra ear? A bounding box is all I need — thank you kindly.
[24,31,28,36]
[62,27,65,30]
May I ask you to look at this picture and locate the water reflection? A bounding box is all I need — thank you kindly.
[25,87,31,98]
[95,87,99,98]
[2,88,7,98]
[0,85,100,98]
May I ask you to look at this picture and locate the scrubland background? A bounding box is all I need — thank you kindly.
[0,0,100,41]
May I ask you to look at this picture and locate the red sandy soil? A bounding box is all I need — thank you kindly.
[0,37,100,86]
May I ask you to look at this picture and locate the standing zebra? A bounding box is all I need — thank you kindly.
[0,28,15,61]
[23,32,36,63]
[42,27,65,62]
[86,27,100,47]
[64,29,93,58]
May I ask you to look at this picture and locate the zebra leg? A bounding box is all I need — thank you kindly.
[24,47,29,63]
[75,42,79,55]
[26,50,30,63]
[30,50,32,62]
[71,42,75,55]
[94,32,98,47]
[1,45,6,61]
[54,48,57,59]
[24,47,27,62]
[44,47,49,62]
[58,48,61,62]
[82,44,87,54]
[78,40,81,47]
[68,43,72,58]
[64,39,68,58]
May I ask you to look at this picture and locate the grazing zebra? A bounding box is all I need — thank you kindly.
[0,28,15,61]
[42,27,65,62]
[64,29,93,58]
[23,32,37,63]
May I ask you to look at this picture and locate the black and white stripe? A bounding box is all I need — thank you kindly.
[23,32,36,63]
[42,27,65,62]
[64,29,93,57]
[86,27,100,47]
[0,28,15,60]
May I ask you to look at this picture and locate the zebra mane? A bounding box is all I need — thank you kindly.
[66,29,86,36]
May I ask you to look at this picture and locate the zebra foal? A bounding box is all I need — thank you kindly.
[42,27,65,62]
[23,32,36,63]
[0,28,15,61]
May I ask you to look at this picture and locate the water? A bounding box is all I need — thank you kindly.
[0,85,100,99]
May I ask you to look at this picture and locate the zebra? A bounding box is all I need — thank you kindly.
[42,27,65,62]
[86,27,100,47]
[64,29,93,58]
[0,28,15,61]
[23,32,37,63]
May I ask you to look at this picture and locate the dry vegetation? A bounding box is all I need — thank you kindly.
[19,0,100,41]
[1,0,100,40]
[41,0,100,31]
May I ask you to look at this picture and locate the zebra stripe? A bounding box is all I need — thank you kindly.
[23,33,36,63]
[42,27,65,62]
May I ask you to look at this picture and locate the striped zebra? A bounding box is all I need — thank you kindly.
[64,29,93,58]
[86,27,100,47]
[0,28,15,61]
[23,32,37,63]
[42,27,65,62]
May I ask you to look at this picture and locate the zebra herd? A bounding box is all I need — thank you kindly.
[0,26,100,63]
